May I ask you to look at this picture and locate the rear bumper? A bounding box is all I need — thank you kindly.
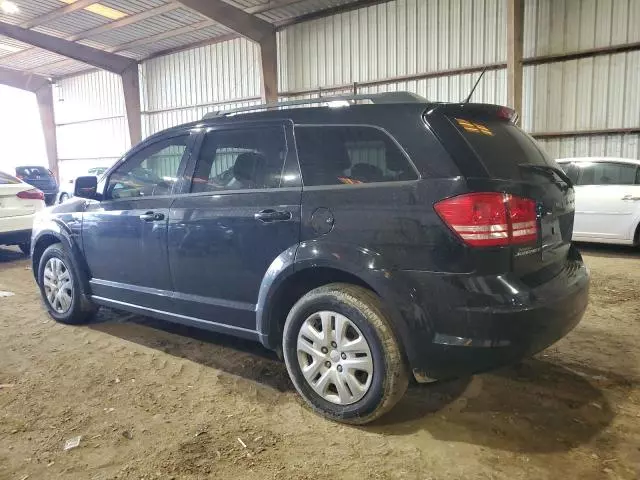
[397,248,590,382]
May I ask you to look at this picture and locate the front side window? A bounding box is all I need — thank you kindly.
[191,126,287,193]
[576,162,638,186]
[294,126,418,186]
[106,136,189,200]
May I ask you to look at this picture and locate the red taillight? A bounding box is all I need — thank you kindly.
[434,192,538,247]
[17,188,45,201]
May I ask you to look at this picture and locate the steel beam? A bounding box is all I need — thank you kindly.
[121,64,142,146]
[20,0,97,29]
[35,85,60,181]
[176,0,273,43]
[0,21,135,74]
[507,0,524,119]
[0,66,48,92]
[259,33,278,103]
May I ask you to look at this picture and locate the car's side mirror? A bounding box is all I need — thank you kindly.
[74,176,98,199]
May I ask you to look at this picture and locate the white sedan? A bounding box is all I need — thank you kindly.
[557,157,640,245]
[0,170,46,255]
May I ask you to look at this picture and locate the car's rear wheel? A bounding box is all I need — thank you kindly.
[283,283,408,424]
[59,193,69,203]
[37,243,96,324]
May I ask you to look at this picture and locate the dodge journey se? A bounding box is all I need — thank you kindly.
[31,93,589,424]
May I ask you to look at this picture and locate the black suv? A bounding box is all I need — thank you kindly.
[16,166,59,206]
[31,93,589,424]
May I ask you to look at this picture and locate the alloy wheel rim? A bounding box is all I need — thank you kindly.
[43,257,73,314]
[296,310,374,405]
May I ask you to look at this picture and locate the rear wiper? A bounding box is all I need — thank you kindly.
[519,164,573,189]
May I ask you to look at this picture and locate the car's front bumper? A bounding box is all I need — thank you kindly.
[396,248,590,382]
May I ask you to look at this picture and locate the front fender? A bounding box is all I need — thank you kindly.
[256,240,435,367]
[31,215,91,297]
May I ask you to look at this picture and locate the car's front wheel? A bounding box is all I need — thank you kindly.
[37,243,96,324]
[283,283,408,424]
[59,193,69,203]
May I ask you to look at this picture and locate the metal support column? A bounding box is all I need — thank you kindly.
[260,32,278,103]
[35,84,59,181]
[121,64,142,146]
[507,0,524,119]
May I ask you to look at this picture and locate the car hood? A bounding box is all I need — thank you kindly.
[39,196,89,217]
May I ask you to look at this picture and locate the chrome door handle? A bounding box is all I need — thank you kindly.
[254,209,292,223]
[139,211,165,221]
[622,195,640,201]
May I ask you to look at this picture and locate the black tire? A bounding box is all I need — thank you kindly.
[18,242,30,256]
[37,243,96,324]
[59,193,69,203]
[283,283,408,424]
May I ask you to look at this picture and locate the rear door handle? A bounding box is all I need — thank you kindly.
[254,209,292,223]
[622,195,640,201]
[139,211,165,221]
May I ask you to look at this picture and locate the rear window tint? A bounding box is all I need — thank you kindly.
[0,171,20,184]
[450,118,555,179]
[294,126,418,186]
[16,166,52,178]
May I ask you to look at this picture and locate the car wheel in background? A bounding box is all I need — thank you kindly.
[283,283,408,424]
[37,243,97,324]
[19,242,30,256]
[59,193,69,203]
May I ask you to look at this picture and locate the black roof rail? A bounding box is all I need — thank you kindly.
[202,92,426,119]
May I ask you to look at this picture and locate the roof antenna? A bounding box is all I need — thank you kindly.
[463,67,488,104]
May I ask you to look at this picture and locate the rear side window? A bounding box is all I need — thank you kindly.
[294,126,418,186]
[450,118,555,179]
[0,171,20,184]
[575,162,639,185]
[16,166,52,178]
[191,126,287,192]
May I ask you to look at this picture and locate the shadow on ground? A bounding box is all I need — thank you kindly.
[575,242,640,259]
[369,359,616,453]
[0,246,27,264]
[89,308,290,391]
[90,307,616,454]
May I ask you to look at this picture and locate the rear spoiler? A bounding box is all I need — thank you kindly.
[425,103,517,123]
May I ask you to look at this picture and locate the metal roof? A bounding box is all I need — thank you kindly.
[0,0,376,79]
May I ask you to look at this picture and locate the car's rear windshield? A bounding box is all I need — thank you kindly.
[0,171,20,184]
[16,166,52,178]
[449,117,555,179]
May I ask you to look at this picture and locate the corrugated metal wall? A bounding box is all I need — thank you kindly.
[277,0,507,104]
[139,37,262,137]
[54,70,129,181]
[522,0,640,158]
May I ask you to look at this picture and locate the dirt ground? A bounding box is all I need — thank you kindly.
[0,245,638,480]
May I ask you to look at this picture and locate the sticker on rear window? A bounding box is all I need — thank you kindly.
[455,118,494,136]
